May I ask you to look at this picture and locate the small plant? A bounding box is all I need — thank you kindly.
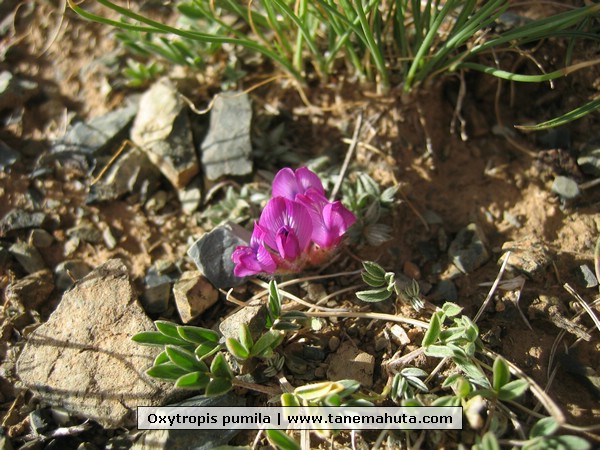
[356,260,424,310]
[122,59,163,87]
[342,172,397,246]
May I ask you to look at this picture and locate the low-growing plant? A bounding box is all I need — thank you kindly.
[70,0,600,124]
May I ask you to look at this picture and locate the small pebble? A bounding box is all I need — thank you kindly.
[29,229,54,248]
[9,242,46,274]
[403,261,421,280]
[575,264,598,288]
[328,335,340,352]
[551,176,580,200]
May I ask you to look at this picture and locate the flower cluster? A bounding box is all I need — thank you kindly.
[232,167,356,277]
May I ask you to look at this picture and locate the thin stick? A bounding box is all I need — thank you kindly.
[330,112,363,201]
[473,251,511,323]
[563,283,600,333]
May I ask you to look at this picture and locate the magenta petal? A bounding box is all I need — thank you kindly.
[294,167,324,196]
[272,168,297,199]
[256,244,277,273]
[259,197,312,257]
[275,226,301,260]
[232,246,263,277]
[272,167,325,199]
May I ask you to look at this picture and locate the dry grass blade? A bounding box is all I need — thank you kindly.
[473,251,511,323]
[563,283,600,334]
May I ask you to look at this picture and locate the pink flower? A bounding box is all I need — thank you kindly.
[232,167,356,277]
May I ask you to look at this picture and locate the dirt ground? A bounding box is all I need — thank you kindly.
[1,1,599,448]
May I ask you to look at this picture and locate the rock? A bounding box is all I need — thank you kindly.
[173,271,219,323]
[9,242,46,274]
[575,264,598,289]
[87,148,162,203]
[52,101,138,155]
[29,229,54,248]
[6,270,54,309]
[577,147,600,177]
[16,259,174,428]
[187,223,251,289]
[0,140,20,170]
[218,304,267,342]
[177,176,202,215]
[326,341,375,388]
[142,263,180,314]
[389,324,410,347]
[551,176,580,200]
[145,191,168,213]
[0,209,47,236]
[500,236,551,280]
[131,79,199,189]
[200,92,253,180]
[102,227,117,250]
[429,280,458,302]
[66,222,103,244]
[0,71,38,111]
[448,223,490,273]
[132,393,245,450]
[54,260,93,290]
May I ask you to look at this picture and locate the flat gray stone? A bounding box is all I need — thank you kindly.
[0,209,47,236]
[16,259,174,428]
[187,223,250,289]
[218,304,267,342]
[52,102,138,155]
[173,271,219,323]
[575,264,598,289]
[54,260,93,290]
[9,242,46,274]
[131,79,199,189]
[201,92,253,180]
[448,223,490,273]
[552,176,580,200]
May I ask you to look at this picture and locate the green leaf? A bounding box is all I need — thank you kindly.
[252,331,284,358]
[226,338,250,360]
[166,346,207,372]
[516,97,600,131]
[492,356,511,392]
[361,271,385,287]
[481,431,501,450]
[175,371,211,389]
[210,353,233,380]
[154,351,169,366]
[406,377,429,393]
[295,381,343,401]
[548,436,591,450]
[422,312,442,347]
[432,395,461,407]
[424,344,455,358]
[265,429,301,450]
[204,377,233,397]
[272,321,301,331]
[195,341,222,360]
[132,331,188,346]
[498,379,529,401]
[362,261,386,279]
[268,280,282,319]
[529,417,560,438]
[281,393,300,407]
[177,326,220,344]
[239,324,253,353]
[155,321,182,339]
[442,302,463,317]
[356,288,393,302]
[146,363,189,380]
[400,367,428,378]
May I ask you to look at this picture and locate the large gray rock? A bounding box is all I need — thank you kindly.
[187,223,250,289]
[52,101,138,155]
[131,79,199,189]
[200,92,253,180]
[16,259,173,428]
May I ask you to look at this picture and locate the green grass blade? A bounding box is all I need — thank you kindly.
[515,97,600,131]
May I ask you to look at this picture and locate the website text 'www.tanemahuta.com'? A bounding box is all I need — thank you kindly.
[138,406,463,430]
